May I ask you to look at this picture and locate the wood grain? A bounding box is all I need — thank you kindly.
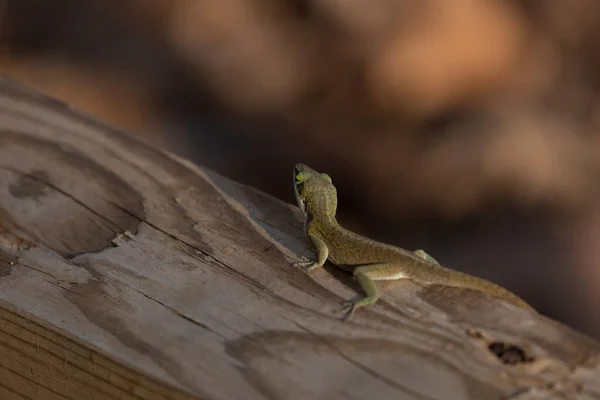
[0,78,599,400]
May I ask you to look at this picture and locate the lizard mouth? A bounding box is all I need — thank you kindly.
[293,165,307,215]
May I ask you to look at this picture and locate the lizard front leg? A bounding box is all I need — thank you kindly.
[293,233,329,272]
[342,262,409,321]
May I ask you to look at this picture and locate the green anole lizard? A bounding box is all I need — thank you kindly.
[292,163,535,321]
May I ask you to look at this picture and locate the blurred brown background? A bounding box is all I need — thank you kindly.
[2,0,600,338]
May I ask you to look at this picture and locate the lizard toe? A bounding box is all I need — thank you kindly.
[339,300,357,322]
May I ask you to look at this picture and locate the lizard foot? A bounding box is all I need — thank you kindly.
[292,257,319,272]
[339,295,379,321]
[339,298,361,322]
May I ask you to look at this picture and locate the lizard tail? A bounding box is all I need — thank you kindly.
[441,269,535,312]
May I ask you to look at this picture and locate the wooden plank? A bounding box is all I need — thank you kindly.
[0,77,599,400]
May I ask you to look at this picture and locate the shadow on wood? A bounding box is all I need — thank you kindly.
[0,78,598,399]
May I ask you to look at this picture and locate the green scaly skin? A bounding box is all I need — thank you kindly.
[292,163,535,321]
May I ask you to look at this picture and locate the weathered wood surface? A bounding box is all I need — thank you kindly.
[0,78,599,400]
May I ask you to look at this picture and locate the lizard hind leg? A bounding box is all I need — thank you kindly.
[414,249,440,265]
[294,234,329,272]
[342,263,409,321]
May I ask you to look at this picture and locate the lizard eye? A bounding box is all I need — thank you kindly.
[295,172,306,186]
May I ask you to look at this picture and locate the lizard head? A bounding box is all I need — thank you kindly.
[293,163,337,218]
